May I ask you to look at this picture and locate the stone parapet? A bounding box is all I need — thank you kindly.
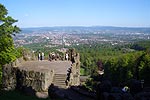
[16,68,54,92]
[2,58,54,92]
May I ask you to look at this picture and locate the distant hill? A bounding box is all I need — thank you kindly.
[21,26,150,34]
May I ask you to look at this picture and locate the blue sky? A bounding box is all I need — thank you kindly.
[0,0,150,28]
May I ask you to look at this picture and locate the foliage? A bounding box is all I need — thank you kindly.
[83,49,150,91]
[0,4,20,65]
[138,52,150,86]
[80,67,85,76]
[104,51,150,86]
[15,47,25,58]
[82,78,97,92]
[73,43,125,76]
[24,43,64,59]
[131,40,150,51]
[0,4,20,88]
[0,65,2,86]
[74,42,150,89]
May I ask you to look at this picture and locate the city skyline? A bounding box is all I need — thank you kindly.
[0,0,150,28]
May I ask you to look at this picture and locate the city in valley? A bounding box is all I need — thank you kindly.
[14,26,150,49]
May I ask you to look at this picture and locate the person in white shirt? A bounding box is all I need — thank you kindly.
[66,53,68,61]
[41,52,44,61]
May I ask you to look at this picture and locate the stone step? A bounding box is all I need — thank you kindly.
[53,74,67,88]
[54,74,67,77]
[53,80,66,84]
[53,80,66,83]
[53,83,66,86]
[54,74,67,79]
[53,79,66,82]
[53,77,67,81]
[54,80,66,83]
[53,76,67,79]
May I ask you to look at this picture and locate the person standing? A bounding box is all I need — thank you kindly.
[66,53,69,61]
[41,52,44,61]
[38,52,41,61]
[49,53,52,61]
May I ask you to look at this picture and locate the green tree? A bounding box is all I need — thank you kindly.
[138,53,150,86]
[0,4,20,86]
[0,4,20,65]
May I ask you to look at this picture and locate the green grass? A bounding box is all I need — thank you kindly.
[0,90,51,100]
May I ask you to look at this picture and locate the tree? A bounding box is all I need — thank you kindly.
[97,60,103,71]
[138,53,150,86]
[0,4,20,85]
[0,4,20,65]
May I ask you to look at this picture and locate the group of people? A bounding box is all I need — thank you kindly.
[48,52,61,61]
[48,52,69,61]
[38,52,69,61]
[38,52,44,61]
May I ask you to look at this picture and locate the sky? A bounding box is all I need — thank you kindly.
[0,0,150,28]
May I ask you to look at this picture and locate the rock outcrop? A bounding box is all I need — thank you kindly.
[66,49,80,86]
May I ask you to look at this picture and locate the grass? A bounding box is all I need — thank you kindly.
[0,90,51,100]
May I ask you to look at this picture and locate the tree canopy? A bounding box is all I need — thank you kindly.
[0,4,20,65]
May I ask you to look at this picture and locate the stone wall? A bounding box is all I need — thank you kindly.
[2,57,24,90]
[2,57,54,92]
[2,62,17,90]
[16,68,54,92]
[66,49,80,86]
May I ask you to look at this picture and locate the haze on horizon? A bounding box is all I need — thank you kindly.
[1,0,150,28]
